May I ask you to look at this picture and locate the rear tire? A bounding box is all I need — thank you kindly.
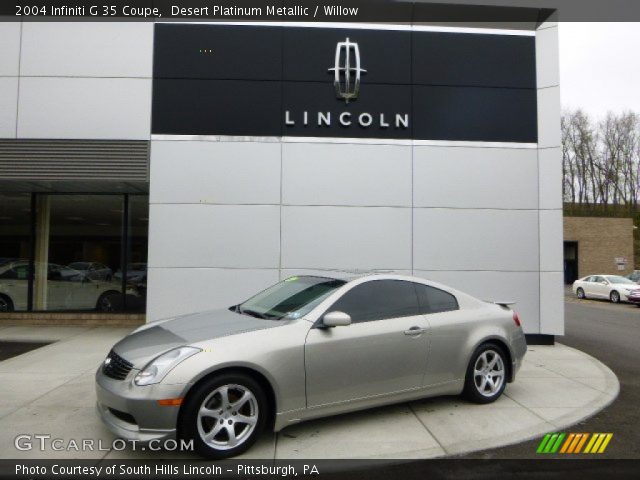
[181,373,268,459]
[0,294,14,312]
[463,343,508,404]
[576,288,585,299]
[610,290,620,304]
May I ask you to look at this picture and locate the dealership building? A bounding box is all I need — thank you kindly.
[0,5,563,338]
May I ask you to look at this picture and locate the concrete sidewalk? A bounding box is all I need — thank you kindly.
[0,325,619,460]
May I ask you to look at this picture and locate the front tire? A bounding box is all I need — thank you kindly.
[0,294,14,312]
[181,373,267,459]
[463,343,507,404]
[610,290,620,303]
[576,287,585,299]
[96,291,119,312]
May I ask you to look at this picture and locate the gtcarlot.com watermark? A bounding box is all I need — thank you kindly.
[14,434,194,452]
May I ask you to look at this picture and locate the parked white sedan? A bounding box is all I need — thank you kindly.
[572,275,640,303]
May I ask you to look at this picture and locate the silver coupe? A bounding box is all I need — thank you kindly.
[96,274,527,458]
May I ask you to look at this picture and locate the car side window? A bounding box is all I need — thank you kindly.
[0,267,18,279]
[414,283,459,314]
[327,280,420,323]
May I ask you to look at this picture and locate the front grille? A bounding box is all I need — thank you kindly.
[102,350,134,380]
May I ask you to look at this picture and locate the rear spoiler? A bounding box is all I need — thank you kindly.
[488,301,517,308]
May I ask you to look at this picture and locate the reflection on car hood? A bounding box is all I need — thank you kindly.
[112,309,282,367]
[611,283,639,289]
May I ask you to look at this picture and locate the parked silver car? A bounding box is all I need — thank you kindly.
[96,274,526,458]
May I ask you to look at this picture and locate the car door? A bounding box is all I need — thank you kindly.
[413,283,468,386]
[581,276,596,297]
[591,276,608,298]
[304,279,430,407]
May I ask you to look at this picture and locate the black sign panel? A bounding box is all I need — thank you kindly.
[152,24,538,142]
[283,82,412,139]
[282,27,412,84]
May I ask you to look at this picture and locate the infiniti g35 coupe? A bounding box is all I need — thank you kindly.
[96,274,527,458]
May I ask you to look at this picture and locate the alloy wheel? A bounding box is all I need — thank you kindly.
[196,384,259,451]
[473,349,505,397]
[610,291,620,303]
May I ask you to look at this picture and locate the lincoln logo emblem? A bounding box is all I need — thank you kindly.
[328,37,366,103]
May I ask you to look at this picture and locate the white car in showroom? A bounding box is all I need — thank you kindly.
[572,274,640,303]
[0,260,134,312]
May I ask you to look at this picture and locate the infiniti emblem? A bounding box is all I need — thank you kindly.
[328,37,367,104]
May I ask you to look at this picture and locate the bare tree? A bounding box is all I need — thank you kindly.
[562,109,640,212]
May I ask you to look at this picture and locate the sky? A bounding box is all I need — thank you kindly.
[559,23,640,119]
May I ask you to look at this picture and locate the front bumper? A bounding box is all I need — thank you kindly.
[510,328,527,382]
[627,294,640,304]
[95,366,190,442]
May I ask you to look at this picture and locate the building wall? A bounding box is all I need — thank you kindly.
[0,16,564,336]
[0,22,153,140]
[564,217,635,277]
[147,20,563,336]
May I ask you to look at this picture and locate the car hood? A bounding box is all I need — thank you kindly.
[111,308,282,367]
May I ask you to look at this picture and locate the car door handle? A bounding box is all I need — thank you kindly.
[404,326,427,336]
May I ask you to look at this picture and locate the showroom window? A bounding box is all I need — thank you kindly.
[0,193,32,311]
[0,193,148,313]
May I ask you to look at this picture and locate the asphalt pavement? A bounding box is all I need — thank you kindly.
[464,292,640,459]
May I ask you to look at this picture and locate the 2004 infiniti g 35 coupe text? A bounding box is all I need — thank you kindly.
[96,274,527,458]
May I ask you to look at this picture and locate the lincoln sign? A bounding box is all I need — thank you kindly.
[151,24,537,143]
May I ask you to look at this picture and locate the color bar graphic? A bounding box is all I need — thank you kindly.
[537,433,613,454]
[583,433,613,454]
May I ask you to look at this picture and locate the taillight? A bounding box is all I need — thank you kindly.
[513,311,521,327]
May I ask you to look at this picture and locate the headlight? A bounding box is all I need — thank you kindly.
[134,346,201,386]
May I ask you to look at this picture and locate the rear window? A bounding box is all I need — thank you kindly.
[414,283,459,314]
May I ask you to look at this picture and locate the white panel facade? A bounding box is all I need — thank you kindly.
[535,25,559,89]
[1,19,564,336]
[539,147,563,210]
[147,268,279,320]
[539,209,564,272]
[17,77,151,139]
[148,204,280,269]
[537,86,562,149]
[413,208,539,272]
[414,270,541,333]
[536,22,563,336]
[282,206,412,271]
[0,22,21,76]
[413,146,538,209]
[150,141,281,205]
[282,143,412,207]
[20,22,153,78]
[540,271,565,335]
[0,77,18,138]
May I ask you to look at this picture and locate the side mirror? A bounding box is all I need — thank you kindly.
[322,311,352,328]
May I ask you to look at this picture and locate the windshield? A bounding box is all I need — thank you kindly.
[606,275,635,285]
[238,276,346,320]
